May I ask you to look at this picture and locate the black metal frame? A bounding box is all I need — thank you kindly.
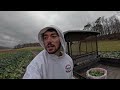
[64,30,99,59]
[64,30,100,78]
[64,30,120,79]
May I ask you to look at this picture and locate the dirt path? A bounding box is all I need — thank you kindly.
[30,51,40,56]
[0,49,17,53]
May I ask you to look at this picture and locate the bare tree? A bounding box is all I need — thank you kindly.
[109,15,116,34]
[104,18,111,35]
[83,22,92,31]
[91,17,104,36]
[114,17,120,33]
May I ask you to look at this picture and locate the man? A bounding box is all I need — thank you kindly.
[23,25,74,79]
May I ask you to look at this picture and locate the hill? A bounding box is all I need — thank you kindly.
[0,46,11,49]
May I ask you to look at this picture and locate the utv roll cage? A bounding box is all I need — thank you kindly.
[64,30,120,79]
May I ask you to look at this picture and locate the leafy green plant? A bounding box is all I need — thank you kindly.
[0,50,34,79]
[89,70,104,76]
[99,51,120,59]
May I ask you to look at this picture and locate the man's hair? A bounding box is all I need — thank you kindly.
[42,28,59,38]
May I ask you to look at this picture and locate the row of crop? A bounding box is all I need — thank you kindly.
[98,51,120,59]
[0,50,34,79]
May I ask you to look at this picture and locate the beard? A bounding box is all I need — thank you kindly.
[46,43,61,54]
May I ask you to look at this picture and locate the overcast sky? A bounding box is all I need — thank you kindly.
[0,11,117,47]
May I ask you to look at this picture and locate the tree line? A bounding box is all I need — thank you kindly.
[83,14,120,37]
[14,43,40,49]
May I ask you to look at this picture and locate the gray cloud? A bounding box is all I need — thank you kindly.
[0,11,116,47]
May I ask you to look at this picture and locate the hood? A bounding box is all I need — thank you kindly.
[38,25,66,53]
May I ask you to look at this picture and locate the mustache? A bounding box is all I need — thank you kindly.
[47,43,55,47]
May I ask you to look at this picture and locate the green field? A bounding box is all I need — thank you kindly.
[0,47,43,79]
[67,40,120,58]
[0,40,120,79]
[98,40,120,51]
[98,40,120,58]
[70,40,120,53]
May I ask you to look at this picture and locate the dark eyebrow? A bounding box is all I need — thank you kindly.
[42,29,59,38]
[43,31,58,37]
[51,32,58,36]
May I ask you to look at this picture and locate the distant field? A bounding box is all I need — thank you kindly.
[67,40,120,55]
[98,40,120,51]
[98,40,120,58]
[0,46,43,53]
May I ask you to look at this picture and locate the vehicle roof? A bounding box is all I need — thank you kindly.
[64,30,100,42]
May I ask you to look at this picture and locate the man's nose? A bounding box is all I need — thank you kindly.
[47,37,52,43]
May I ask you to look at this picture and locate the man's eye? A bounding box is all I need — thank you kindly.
[52,35,57,38]
[43,37,47,40]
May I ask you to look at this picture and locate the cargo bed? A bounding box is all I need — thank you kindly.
[73,58,120,79]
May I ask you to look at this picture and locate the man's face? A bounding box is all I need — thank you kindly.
[43,30,61,54]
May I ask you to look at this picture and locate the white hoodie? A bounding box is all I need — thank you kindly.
[23,25,74,79]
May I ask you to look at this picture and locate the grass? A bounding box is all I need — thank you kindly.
[98,40,120,51]
[97,40,120,58]
[67,40,120,58]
